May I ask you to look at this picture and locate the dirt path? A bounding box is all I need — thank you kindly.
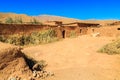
[23,35,120,80]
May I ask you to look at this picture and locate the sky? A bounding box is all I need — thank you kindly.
[0,0,120,20]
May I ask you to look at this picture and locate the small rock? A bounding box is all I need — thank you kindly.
[33,73,37,77]
[36,74,40,78]
[10,77,17,80]
[33,70,37,77]
[33,70,37,73]
[51,73,54,76]
[32,63,41,71]
[40,71,44,74]
[48,71,54,76]
[39,73,43,77]
[43,70,47,73]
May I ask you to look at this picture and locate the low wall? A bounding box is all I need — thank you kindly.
[87,25,120,37]
[0,24,50,35]
[0,24,119,38]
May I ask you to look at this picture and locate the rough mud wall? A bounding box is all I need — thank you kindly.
[79,27,87,35]
[87,27,99,34]
[0,24,50,35]
[88,25,120,37]
[64,26,79,37]
[55,26,88,38]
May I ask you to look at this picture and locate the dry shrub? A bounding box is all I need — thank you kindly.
[69,31,77,38]
[98,39,120,54]
[0,29,58,46]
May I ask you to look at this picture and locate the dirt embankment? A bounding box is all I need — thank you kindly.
[0,42,32,80]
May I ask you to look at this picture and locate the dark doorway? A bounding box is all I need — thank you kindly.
[117,28,120,30]
[80,29,82,33]
[62,30,65,38]
[92,29,95,32]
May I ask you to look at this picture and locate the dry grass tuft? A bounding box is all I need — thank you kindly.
[98,39,120,54]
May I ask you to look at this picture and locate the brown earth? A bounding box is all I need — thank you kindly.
[0,42,32,80]
[23,35,120,80]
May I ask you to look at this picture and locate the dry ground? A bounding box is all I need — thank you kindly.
[0,42,32,80]
[23,35,120,80]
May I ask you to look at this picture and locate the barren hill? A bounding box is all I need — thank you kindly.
[0,12,33,23]
[34,15,118,25]
[0,12,118,25]
[34,15,81,23]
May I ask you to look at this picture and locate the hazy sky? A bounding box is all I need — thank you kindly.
[0,0,120,19]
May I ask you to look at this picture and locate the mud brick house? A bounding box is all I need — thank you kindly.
[0,21,100,38]
[57,22,100,38]
[0,24,51,35]
[1,20,120,38]
[44,21,62,26]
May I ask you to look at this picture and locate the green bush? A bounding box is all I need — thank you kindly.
[98,39,120,54]
[14,17,23,24]
[30,18,39,24]
[0,35,6,42]
[5,17,14,24]
[69,31,77,38]
[0,29,58,46]
[30,29,57,44]
[5,17,23,24]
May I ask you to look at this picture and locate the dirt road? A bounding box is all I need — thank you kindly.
[23,36,120,80]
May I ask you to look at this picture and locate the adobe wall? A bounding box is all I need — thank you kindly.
[0,24,74,38]
[59,26,88,38]
[1,24,118,39]
[87,27,99,34]
[0,24,68,38]
[63,26,80,37]
[0,24,51,35]
[87,25,120,37]
[79,27,87,35]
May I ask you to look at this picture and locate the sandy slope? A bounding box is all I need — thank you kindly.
[23,36,120,80]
